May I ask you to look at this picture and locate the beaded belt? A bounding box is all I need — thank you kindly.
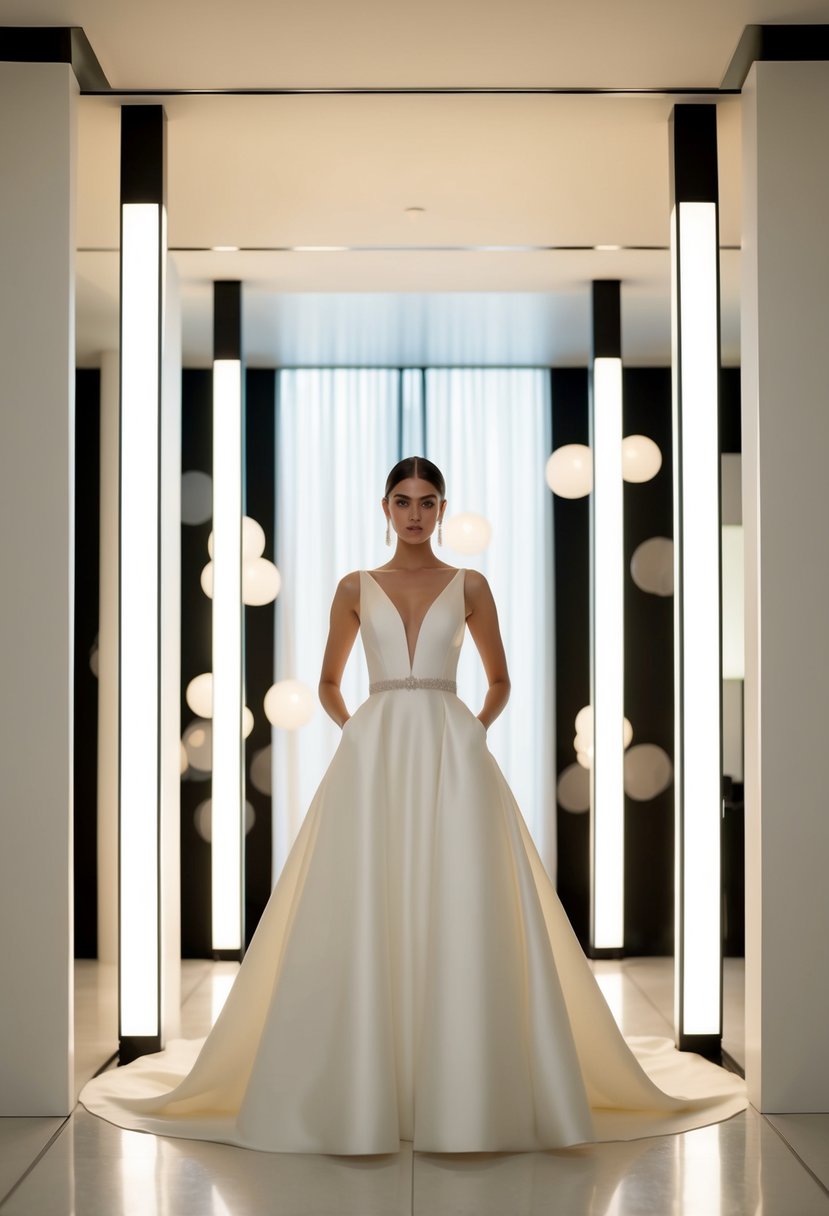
[369,676,457,694]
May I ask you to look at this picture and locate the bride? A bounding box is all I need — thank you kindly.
[80,455,746,1154]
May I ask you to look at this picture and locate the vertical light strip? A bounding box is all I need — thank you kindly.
[589,280,625,956]
[120,203,160,1035]
[212,282,244,955]
[118,106,166,1058]
[678,202,722,1032]
[670,105,723,1053]
[592,356,625,949]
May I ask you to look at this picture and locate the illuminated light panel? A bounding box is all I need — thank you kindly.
[119,202,161,1037]
[674,200,722,1036]
[592,355,625,951]
[211,356,244,952]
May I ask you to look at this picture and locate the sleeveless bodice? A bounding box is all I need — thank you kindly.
[358,568,466,683]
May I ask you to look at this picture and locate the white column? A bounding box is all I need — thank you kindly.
[97,351,119,965]
[0,61,77,1115]
[742,60,829,1112]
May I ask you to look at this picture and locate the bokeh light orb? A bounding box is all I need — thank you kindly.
[182,718,213,772]
[444,512,492,554]
[181,470,212,525]
[574,705,632,749]
[624,743,674,801]
[207,515,266,560]
[622,435,662,484]
[557,763,591,813]
[250,744,272,795]
[194,798,256,844]
[243,706,254,738]
[575,705,593,743]
[200,561,214,599]
[545,445,592,499]
[630,536,674,597]
[243,558,281,606]
[186,672,213,718]
[264,679,316,729]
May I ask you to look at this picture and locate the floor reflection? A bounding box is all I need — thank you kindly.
[6,960,829,1216]
[8,1105,828,1216]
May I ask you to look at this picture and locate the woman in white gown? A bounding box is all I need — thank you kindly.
[80,455,746,1154]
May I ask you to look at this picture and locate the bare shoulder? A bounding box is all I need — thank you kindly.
[334,569,361,611]
[463,568,496,612]
[464,568,491,598]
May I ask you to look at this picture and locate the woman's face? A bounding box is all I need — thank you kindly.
[383,477,446,546]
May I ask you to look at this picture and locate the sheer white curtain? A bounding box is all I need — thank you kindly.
[272,367,555,883]
[272,371,399,875]
[421,370,556,877]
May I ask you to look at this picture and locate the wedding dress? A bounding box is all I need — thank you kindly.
[80,567,746,1153]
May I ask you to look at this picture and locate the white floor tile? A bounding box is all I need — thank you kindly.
[73,961,118,1097]
[722,958,745,1071]
[414,1109,829,1216]
[0,1118,64,1208]
[766,1114,829,1194]
[2,1108,412,1216]
[6,1107,829,1216]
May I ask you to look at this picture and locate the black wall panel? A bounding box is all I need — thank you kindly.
[551,369,591,946]
[180,370,214,957]
[622,368,675,956]
[553,367,675,955]
[180,368,276,957]
[74,369,101,958]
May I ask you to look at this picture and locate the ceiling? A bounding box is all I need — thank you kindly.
[9,0,829,365]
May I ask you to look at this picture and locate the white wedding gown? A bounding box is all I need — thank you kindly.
[80,567,746,1153]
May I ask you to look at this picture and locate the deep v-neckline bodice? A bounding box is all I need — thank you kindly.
[364,568,464,672]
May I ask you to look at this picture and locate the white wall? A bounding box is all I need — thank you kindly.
[0,62,77,1115]
[742,60,829,1112]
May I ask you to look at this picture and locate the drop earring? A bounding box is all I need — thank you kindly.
[437,518,443,547]
[385,518,391,547]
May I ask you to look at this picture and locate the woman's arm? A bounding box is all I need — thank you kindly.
[318,571,361,728]
[464,570,511,730]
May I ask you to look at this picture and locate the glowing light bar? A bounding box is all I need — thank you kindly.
[211,282,245,956]
[589,281,626,955]
[670,105,723,1055]
[118,106,166,1058]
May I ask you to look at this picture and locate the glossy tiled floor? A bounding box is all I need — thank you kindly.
[2,959,828,1215]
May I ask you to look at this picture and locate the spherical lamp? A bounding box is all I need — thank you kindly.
[622,435,662,484]
[207,515,266,560]
[242,558,282,606]
[181,470,212,525]
[264,679,316,729]
[444,512,492,554]
[182,718,213,772]
[545,445,592,499]
[200,561,214,599]
[186,672,213,718]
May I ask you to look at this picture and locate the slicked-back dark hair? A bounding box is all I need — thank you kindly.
[383,456,446,501]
